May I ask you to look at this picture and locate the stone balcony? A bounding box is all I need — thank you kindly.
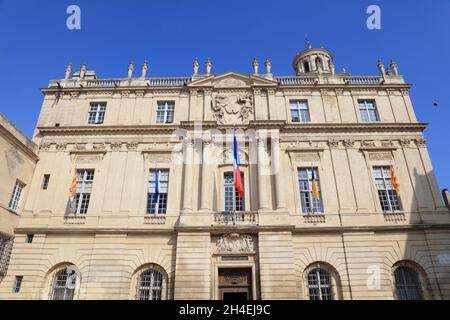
[213,211,258,226]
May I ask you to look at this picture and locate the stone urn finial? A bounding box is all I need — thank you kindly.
[205,58,212,75]
[193,58,199,75]
[64,63,72,80]
[141,60,148,79]
[128,61,134,79]
[377,59,385,76]
[252,58,259,74]
[390,59,399,76]
[264,58,271,74]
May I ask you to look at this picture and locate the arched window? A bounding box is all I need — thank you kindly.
[307,267,332,300]
[303,61,310,73]
[304,262,341,300]
[136,267,164,300]
[315,57,323,70]
[50,265,78,300]
[393,265,424,300]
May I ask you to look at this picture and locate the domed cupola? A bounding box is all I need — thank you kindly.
[292,40,335,75]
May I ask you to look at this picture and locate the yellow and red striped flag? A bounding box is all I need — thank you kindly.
[69,170,77,202]
[311,169,319,200]
[390,165,400,196]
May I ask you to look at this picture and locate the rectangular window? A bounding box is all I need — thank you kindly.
[290,100,310,123]
[73,169,94,214]
[298,168,323,213]
[26,234,34,244]
[13,276,23,293]
[358,100,379,122]
[146,169,169,214]
[42,174,50,190]
[224,172,245,212]
[8,181,25,212]
[156,101,175,124]
[87,102,106,124]
[373,167,402,211]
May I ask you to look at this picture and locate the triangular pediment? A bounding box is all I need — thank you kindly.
[188,71,277,88]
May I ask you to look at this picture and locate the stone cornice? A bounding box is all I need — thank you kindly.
[0,125,39,162]
[282,123,427,134]
[13,222,450,235]
[36,122,427,137]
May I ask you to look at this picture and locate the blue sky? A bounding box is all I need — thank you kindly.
[0,0,449,188]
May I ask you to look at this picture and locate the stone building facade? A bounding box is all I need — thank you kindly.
[1,44,449,300]
[0,113,38,282]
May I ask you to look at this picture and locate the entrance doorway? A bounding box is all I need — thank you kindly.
[218,268,252,300]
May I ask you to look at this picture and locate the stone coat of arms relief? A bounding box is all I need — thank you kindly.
[211,93,254,125]
[216,233,254,253]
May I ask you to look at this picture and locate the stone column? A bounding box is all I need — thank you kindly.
[182,140,194,213]
[257,137,270,210]
[271,137,286,210]
[200,139,211,211]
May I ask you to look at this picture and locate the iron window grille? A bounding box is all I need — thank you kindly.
[42,174,50,190]
[307,267,333,300]
[146,169,169,214]
[13,276,23,293]
[394,266,424,300]
[0,237,13,276]
[373,167,402,212]
[73,169,94,214]
[156,101,175,124]
[50,267,77,300]
[8,181,25,212]
[290,100,310,123]
[358,100,379,122]
[224,172,245,212]
[137,268,163,300]
[87,102,106,124]
[298,168,323,213]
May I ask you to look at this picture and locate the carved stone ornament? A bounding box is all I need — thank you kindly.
[211,94,254,125]
[361,140,376,148]
[343,139,355,148]
[216,233,254,253]
[416,138,426,148]
[39,142,51,151]
[110,142,122,150]
[328,139,339,149]
[55,143,67,151]
[399,139,411,148]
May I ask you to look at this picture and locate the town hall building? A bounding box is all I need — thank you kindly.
[1,43,450,300]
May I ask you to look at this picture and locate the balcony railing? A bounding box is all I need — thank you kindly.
[213,211,258,225]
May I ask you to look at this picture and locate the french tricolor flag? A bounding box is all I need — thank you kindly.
[233,132,244,198]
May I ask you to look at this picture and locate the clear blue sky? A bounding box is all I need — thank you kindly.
[0,0,449,189]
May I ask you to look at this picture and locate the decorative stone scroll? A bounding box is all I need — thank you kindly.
[216,233,254,253]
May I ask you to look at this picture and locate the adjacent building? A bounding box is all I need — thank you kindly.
[1,44,449,300]
[0,113,38,283]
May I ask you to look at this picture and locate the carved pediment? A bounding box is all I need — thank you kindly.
[188,71,277,88]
